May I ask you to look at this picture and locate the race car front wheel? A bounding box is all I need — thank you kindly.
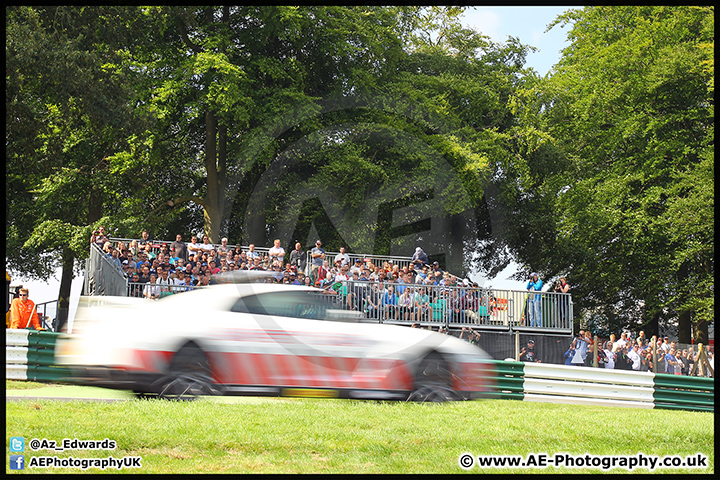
[155,342,220,401]
[407,352,462,403]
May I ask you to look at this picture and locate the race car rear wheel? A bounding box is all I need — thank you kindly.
[155,343,220,401]
[407,352,461,403]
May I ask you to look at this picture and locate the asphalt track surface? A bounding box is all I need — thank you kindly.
[6,384,270,404]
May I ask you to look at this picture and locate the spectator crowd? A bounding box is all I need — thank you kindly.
[90,231,502,323]
[89,228,712,376]
[560,329,713,376]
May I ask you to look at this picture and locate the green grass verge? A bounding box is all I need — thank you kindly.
[6,396,714,474]
[6,380,54,390]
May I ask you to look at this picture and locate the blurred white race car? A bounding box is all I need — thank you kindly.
[55,282,493,402]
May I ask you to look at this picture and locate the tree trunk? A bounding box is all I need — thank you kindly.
[55,246,74,332]
[694,317,709,345]
[203,109,224,243]
[676,262,692,343]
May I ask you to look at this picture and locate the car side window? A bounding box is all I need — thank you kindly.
[230,292,327,320]
[230,296,255,315]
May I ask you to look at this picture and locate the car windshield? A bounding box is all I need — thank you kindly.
[231,291,332,320]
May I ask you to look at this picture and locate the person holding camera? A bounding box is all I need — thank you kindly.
[91,225,109,250]
[570,329,591,366]
[525,272,543,327]
[554,277,570,324]
[519,339,540,362]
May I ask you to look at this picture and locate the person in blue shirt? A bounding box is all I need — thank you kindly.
[526,272,543,327]
[381,284,398,321]
[564,343,576,365]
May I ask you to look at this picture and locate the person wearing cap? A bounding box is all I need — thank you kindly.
[172,268,187,292]
[309,240,325,283]
[519,339,540,362]
[525,272,543,327]
[350,257,364,276]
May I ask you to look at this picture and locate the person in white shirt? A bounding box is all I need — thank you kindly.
[143,274,161,300]
[187,235,203,256]
[627,344,642,371]
[334,266,350,283]
[268,239,286,265]
[613,331,629,352]
[350,258,363,276]
[334,246,350,267]
[156,268,173,297]
[198,235,214,252]
[603,341,616,369]
[172,269,188,292]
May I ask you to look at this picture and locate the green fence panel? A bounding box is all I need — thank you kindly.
[26,349,57,366]
[487,360,525,399]
[27,330,62,348]
[653,403,715,413]
[26,365,73,383]
[654,389,714,404]
[652,372,714,412]
[653,373,714,391]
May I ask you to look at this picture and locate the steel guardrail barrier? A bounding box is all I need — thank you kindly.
[6,328,712,411]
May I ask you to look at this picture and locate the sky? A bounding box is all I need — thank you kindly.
[461,6,582,77]
[8,6,584,322]
[461,6,582,289]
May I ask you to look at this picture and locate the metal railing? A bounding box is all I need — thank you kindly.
[312,281,572,333]
[126,281,207,298]
[304,251,416,277]
[107,237,271,260]
[34,300,58,331]
[120,278,571,332]
[84,243,127,297]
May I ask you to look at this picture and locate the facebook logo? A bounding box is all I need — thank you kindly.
[10,436,25,452]
[10,455,25,470]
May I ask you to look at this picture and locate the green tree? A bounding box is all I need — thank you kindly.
[6,6,158,329]
[508,6,714,340]
[233,6,537,275]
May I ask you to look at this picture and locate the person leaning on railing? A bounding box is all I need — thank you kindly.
[9,287,44,330]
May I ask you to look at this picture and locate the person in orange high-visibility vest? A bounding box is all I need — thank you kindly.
[9,287,44,330]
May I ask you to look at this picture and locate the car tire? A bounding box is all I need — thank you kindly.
[407,352,461,403]
[155,343,220,401]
